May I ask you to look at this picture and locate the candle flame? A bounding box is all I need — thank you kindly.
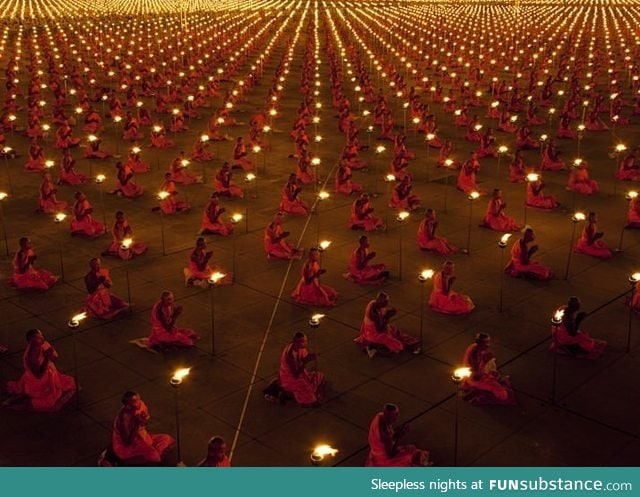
[375,145,386,154]
[319,240,331,250]
[70,312,87,325]
[526,173,540,182]
[208,271,226,284]
[245,173,256,181]
[468,191,480,200]
[200,134,209,142]
[630,273,640,283]
[54,212,67,222]
[552,308,565,323]
[312,445,337,459]
[95,174,106,183]
[231,213,243,223]
[121,238,133,249]
[397,211,410,221]
[157,191,170,200]
[627,191,638,200]
[572,212,586,222]
[453,367,472,380]
[615,143,627,153]
[311,313,325,322]
[171,367,191,383]
[0,192,8,200]
[317,191,329,200]
[500,233,512,244]
[132,147,141,154]
[498,145,508,153]
[420,269,434,280]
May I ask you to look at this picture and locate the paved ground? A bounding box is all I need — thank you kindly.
[0,3,639,467]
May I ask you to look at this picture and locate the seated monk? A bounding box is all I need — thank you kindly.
[125,147,150,173]
[616,149,640,181]
[291,248,338,307]
[24,140,45,172]
[574,212,613,259]
[148,290,199,348]
[296,151,315,185]
[504,228,552,280]
[10,237,59,290]
[567,160,599,195]
[460,333,516,405]
[6,329,76,411]
[264,212,303,260]
[344,235,389,285]
[232,137,253,170]
[168,152,202,185]
[84,135,111,159]
[59,150,88,186]
[429,261,475,315]
[214,162,243,198]
[198,436,231,467]
[540,140,565,171]
[112,391,175,465]
[84,258,129,319]
[157,173,190,214]
[191,136,214,162]
[113,161,144,198]
[38,173,68,214]
[626,194,640,228]
[551,296,606,359]
[103,211,147,260]
[70,191,106,238]
[355,292,420,356]
[349,193,384,231]
[508,151,526,183]
[279,173,309,216]
[200,193,233,236]
[55,121,81,149]
[417,208,457,255]
[149,125,174,148]
[481,189,520,231]
[278,332,324,407]
[366,404,429,466]
[335,160,362,195]
[390,176,421,211]
[526,177,559,209]
[457,153,480,194]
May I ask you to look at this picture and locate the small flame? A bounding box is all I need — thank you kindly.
[171,367,191,383]
[200,134,209,142]
[95,174,106,183]
[453,367,472,380]
[630,273,640,283]
[231,213,243,223]
[317,191,329,200]
[54,212,67,222]
[70,311,87,325]
[444,159,454,167]
[572,212,586,222]
[312,445,337,459]
[397,211,410,221]
[311,313,325,322]
[468,191,480,200]
[252,145,261,153]
[500,233,512,244]
[426,133,436,140]
[375,145,386,154]
[132,147,141,154]
[474,124,483,131]
[552,308,565,323]
[615,143,627,153]
[627,190,638,200]
[0,192,8,200]
[319,240,331,250]
[121,238,133,249]
[311,157,321,166]
[245,173,256,182]
[152,125,162,132]
[208,271,225,284]
[540,134,548,141]
[526,173,539,182]
[88,135,97,142]
[498,145,508,154]
[420,269,434,280]
[157,191,170,200]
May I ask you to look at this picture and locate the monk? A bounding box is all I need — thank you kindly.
[355,292,420,356]
[38,172,68,214]
[540,139,565,171]
[416,208,456,255]
[390,176,421,211]
[148,290,199,348]
[84,258,129,319]
[113,161,144,198]
[279,173,309,216]
[84,135,111,159]
[10,237,59,290]
[125,147,150,173]
[344,235,389,285]
[214,162,243,198]
[551,296,606,358]
[278,332,324,407]
[291,248,338,307]
[264,212,303,260]
[457,152,480,194]
[157,172,190,214]
[59,150,88,185]
[112,391,175,465]
[169,152,202,185]
[568,160,599,195]
[232,137,253,170]
[103,211,147,260]
[200,193,233,236]
[429,261,475,315]
[366,404,429,466]
[626,194,640,228]
[198,436,231,467]
[6,329,76,411]
[70,192,106,238]
[335,160,362,195]
[461,333,516,405]
[481,189,520,231]
[526,177,559,209]
[349,193,384,231]
[615,149,640,181]
[574,212,613,259]
[505,228,552,280]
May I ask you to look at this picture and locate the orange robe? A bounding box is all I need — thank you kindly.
[148,301,198,347]
[11,249,58,290]
[278,342,323,405]
[291,260,337,307]
[366,412,425,466]
[428,271,474,315]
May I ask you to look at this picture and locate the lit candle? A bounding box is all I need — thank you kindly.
[318,240,331,251]
[68,311,88,328]
[170,367,191,386]
[208,271,226,285]
[231,213,243,224]
[419,269,434,282]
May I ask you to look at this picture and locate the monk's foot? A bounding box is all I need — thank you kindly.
[412,347,421,355]
[365,346,377,359]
